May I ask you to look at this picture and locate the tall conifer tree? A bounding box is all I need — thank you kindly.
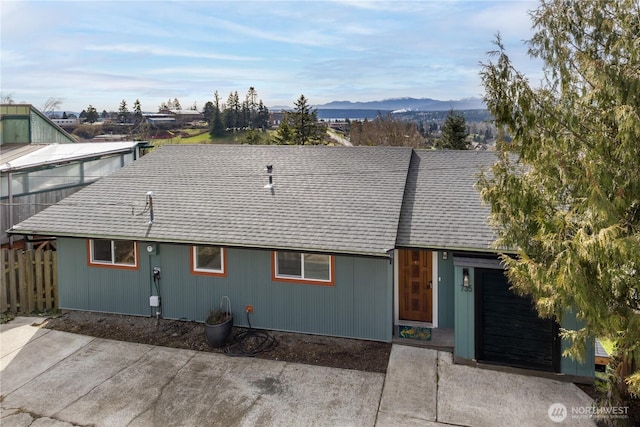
[479,0,640,401]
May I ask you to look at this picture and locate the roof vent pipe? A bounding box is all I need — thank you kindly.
[264,165,274,189]
[146,191,154,224]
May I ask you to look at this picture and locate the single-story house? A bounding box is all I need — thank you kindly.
[8,145,594,380]
[142,113,177,125]
[157,109,203,123]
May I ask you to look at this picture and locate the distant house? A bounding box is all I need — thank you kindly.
[269,111,286,128]
[1,103,148,248]
[9,145,594,380]
[92,134,130,142]
[157,109,203,124]
[50,117,80,126]
[142,113,176,125]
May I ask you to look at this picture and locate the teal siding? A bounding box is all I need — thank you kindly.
[437,253,455,328]
[450,262,594,378]
[57,239,393,341]
[561,310,595,378]
[57,238,150,315]
[453,266,475,359]
[57,239,89,309]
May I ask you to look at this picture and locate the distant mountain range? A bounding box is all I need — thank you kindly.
[47,97,485,120]
[312,97,485,112]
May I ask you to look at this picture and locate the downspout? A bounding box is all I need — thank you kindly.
[7,171,13,248]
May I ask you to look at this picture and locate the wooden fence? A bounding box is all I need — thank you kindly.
[0,249,58,314]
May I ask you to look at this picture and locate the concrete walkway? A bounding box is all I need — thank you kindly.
[1,317,595,426]
[377,345,595,426]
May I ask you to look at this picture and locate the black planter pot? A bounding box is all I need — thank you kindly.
[204,315,233,348]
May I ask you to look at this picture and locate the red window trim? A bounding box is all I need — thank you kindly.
[87,239,139,270]
[190,246,227,277]
[271,251,335,286]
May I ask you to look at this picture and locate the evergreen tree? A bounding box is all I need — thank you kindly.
[224,91,241,131]
[85,105,99,124]
[117,99,130,123]
[240,99,250,129]
[272,113,295,144]
[479,0,640,400]
[133,99,143,125]
[243,129,262,144]
[257,101,270,130]
[290,94,324,145]
[437,109,468,149]
[203,101,215,125]
[210,91,225,138]
[484,128,492,142]
[246,86,259,128]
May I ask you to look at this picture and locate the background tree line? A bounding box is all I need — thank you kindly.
[204,87,270,137]
[68,90,473,150]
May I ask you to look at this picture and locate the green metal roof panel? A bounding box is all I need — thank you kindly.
[1,104,76,144]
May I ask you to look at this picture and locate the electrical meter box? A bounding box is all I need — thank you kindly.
[149,296,160,307]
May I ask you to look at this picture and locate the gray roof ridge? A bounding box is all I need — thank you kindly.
[394,149,419,248]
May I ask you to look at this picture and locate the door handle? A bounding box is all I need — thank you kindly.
[425,280,432,289]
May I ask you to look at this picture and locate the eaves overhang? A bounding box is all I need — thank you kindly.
[7,228,394,259]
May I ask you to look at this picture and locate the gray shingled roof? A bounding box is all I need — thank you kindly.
[12,145,413,256]
[395,150,498,252]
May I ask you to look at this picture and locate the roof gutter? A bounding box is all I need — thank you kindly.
[0,143,148,174]
[6,229,395,259]
[395,243,517,255]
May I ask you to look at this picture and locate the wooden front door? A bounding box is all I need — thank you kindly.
[399,249,433,322]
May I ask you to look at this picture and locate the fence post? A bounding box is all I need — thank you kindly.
[35,250,44,311]
[52,252,58,310]
[0,249,8,313]
[25,250,36,313]
[18,251,28,313]
[44,250,53,310]
[8,249,18,314]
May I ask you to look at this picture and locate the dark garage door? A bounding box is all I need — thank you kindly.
[476,268,559,372]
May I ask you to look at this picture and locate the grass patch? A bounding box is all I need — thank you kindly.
[181,131,213,143]
[145,128,277,150]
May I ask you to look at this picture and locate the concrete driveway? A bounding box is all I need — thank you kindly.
[1,317,594,426]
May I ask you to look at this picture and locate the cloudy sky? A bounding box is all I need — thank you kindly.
[1,0,542,113]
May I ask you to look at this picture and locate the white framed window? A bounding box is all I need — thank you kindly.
[191,246,226,277]
[88,239,138,269]
[273,251,334,285]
